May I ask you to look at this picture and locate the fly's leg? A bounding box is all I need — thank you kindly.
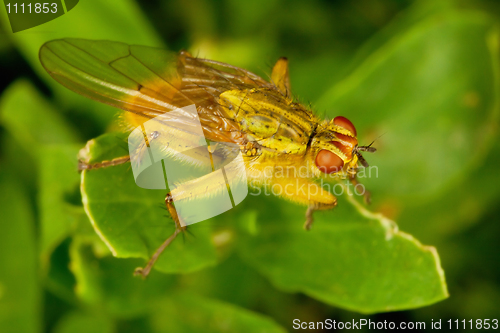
[134,192,187,278]
[241,141,261,157]
[164,192,187,231]
[305,201,337,231]
[133,227,181,278]
[348,172,371,204]
[78,155,130,171]
[269,177,337,230]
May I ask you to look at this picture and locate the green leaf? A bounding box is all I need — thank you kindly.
[316,12,499,203]
[53,311,114,333]
[67,234,283,333]
[399,140,500,242]
[0,80,84,267]
[80,133,218,274]
[45,238,78,304]
[0,80,93,304]
[68,237,176,317]
[170,253,305,325]
[38,145,86,266]
[0,175,41,333]
[375,11,500,240]
[150,293,287,333]
[0,80,79,153]
[340,0,460,82]
[235,194,448,314]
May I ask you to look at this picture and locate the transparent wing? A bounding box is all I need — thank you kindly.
[39,38,274,143]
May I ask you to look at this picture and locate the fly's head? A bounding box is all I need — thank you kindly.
[310,116,376,176]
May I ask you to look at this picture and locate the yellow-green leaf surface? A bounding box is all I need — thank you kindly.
[69,238,176,317]
[67,238,286,331]
[0,80,94,305]
[235,195,447,313]
[0,176,41,333]
[0,80,82,268]
[0,80,79,152]
[53,311,113,333]
[150,294,287,333]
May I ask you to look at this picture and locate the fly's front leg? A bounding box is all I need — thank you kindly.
[305,200,337,231]
[78,155,130,171]
[348,172,371,204]
[300,185,337,230]
[240,141,262,157]
[269,177,337,230]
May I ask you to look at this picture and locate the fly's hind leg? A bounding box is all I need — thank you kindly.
[134,192,186,278]
[164,192,187,231]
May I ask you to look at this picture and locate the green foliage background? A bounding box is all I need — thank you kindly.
[0,0,499,332]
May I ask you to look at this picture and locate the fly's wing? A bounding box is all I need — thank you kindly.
[39,38,274,145]
[40,39,184,120]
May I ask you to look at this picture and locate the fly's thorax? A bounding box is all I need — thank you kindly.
[218,88,316,155]
[310,116,359,175]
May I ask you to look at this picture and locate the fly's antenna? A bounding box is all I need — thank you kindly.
[354,132,385,167]
[356,143,377,153]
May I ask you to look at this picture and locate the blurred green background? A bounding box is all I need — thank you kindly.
[1,0,500,332]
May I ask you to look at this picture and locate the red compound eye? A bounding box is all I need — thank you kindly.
[315,149,344,174]
[334,116,357,136]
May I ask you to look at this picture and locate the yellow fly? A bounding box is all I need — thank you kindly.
[39,39,376,277]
